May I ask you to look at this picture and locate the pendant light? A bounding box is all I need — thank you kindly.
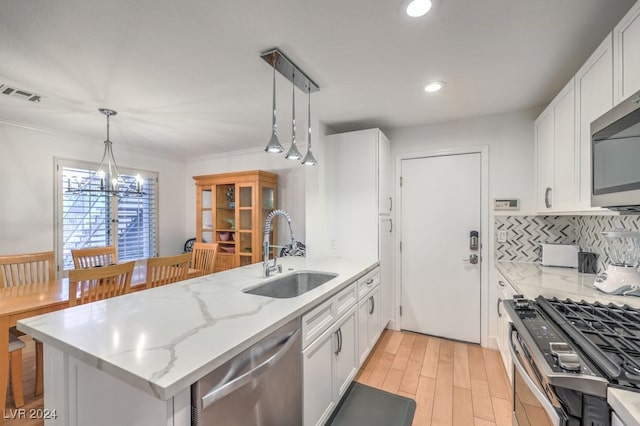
[66,108,144,196]
[301,87,317,166]
[285,74,302,160]
[260,48,319,165]
[264,58,284,153]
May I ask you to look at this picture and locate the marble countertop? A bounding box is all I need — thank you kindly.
[495,261,640,308]
[496,261,640,424]
[17,256,377,401]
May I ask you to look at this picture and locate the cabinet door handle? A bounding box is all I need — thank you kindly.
[334,329,341,356]
[339,328,342,354]
[389,218,393,233]
[389,197,393,212]
[498,280,506,287]
[369,296,375,314]
[544,187,552,209]
[497,298,503,318]
[366,278,374,286]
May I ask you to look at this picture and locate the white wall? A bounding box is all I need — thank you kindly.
[0,122,186,260]
[386,108,537,345]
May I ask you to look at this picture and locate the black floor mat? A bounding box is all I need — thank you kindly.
[326,382,416,426]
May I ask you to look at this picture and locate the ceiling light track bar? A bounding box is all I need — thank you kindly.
[260,48,320,94]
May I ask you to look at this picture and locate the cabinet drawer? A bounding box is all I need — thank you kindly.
[358,267,380,300]
[302,296,336,349]
[335,283,357,318]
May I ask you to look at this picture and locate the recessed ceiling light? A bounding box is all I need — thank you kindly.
[404,0,432,18]
[424,81,446,93]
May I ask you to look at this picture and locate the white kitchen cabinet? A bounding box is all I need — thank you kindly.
[301,282,359,426]
[303,305,358,426]
[575,33,614,210]
[303,324,336,426]
[357,285,381,365]
[495,270,517,381]
[614,0,640,105]
[325,129,392,330]
[535,78,576,212]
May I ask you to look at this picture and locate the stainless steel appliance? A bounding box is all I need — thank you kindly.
[191,318,302,426]
[505,296,640,425]
[591,88,640,211]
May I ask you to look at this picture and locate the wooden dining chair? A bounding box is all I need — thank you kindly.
[8,334,25,408]
[71,246,117,269]
[0,251,55,288]
[191,242,218,276]
[145,253,191,289]
[68,261,135,307]
[0,250,54,398]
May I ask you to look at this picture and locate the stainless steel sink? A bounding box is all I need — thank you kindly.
[243,271,338,298]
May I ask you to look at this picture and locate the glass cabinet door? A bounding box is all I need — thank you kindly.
[201,188,213,243]
[215,184,236,255]
[238,184,254,266]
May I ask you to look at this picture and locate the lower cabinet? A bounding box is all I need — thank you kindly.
[303,305,358,426]
[357,285,380,365]
[495,271,517,381]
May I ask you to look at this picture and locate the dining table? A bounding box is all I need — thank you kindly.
[0,260,202,421]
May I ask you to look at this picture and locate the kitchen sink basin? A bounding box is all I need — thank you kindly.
[243,271,338,298]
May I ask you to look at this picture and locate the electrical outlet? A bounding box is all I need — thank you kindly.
[497,230,507,243]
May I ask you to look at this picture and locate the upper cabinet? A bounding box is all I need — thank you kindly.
[535,78,575,212]
[614,1,640,104]
[575,34,614,210]
[325,128,391,260]
[534,0,640,213]
[193,170,278,272]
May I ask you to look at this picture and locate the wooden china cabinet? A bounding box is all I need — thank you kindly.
[193,170,278,272]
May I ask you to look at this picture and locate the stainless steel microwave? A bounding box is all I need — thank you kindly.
[591,88,640,211]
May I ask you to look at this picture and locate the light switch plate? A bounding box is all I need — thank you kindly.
[497,230,507,243]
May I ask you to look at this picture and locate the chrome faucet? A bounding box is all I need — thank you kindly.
[263,209,297,277]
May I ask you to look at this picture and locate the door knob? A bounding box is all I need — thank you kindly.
[463,254,479,264]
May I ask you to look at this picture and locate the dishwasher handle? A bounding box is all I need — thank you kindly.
[201,328,301,410]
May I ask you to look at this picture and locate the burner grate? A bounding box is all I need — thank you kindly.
[539,297,640,390]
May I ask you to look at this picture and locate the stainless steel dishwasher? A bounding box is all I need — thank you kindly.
[191,318,302,426]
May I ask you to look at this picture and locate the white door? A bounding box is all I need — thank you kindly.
[401,153,481,343]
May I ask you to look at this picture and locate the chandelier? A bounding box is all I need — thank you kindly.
[66,108,144,197]
[261,48,318,166]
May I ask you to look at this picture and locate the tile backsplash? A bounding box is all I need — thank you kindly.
[495,215,640,272]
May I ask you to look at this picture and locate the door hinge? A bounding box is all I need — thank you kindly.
[400,176,403,187]
[400,241,402,252]
[400,306,403,317]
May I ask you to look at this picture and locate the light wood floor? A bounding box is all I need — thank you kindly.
[6,332,513,426]
[355,329,513,426]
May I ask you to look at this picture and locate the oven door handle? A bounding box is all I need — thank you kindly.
[509,325,562,425]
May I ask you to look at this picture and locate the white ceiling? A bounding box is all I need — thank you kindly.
[0,0,636,159]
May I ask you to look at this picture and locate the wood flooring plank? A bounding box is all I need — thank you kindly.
[439,339,454,363]
[431,359,454,425]
[474,417,497,426]
[453,341,471,389]
[453,386,475,426]
[483,348,510,400]
[492,397,513,426]
[367,351,395,388]
[468,344,488,382]
[421,336,441,378]
[471,378,495,422]
[385,331,404,354]
[381,368,404,394]
[391,333,416,371]
[399,333,428,394]
[412,376,436,426]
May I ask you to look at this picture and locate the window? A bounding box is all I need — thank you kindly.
[55,158,158,272]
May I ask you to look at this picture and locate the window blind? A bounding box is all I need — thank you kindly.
[58,161,158,271]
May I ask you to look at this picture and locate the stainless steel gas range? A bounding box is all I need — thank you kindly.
[505,296,640,426]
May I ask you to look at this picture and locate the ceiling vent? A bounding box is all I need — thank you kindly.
[0,84,43,102]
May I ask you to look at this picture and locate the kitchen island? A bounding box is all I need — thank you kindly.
[17,256,378,426]
[496,261,640,426]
